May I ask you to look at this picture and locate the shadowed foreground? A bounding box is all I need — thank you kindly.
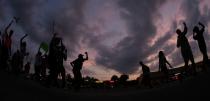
[0,69,210,101]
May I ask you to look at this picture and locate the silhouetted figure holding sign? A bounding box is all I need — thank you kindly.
[193,22,209,71]
[176,22,196,75]
[139,61,152,88]
[158,51,173,83]
[71,52,88,91]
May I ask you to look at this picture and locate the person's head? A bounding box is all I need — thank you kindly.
[78,54,84,59]
[193,26,199,33]
[159,51,164,57]
[139,61,143,65]
[54,37,61,46]
[176,29,181,35]
[9,30,13,37]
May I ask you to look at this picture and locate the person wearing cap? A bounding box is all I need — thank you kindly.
[70,52,88,91]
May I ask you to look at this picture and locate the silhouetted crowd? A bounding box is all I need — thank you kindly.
[0,18,209,91]
[139,22,209,88]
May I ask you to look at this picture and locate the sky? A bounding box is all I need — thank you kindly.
[1,0,210,80]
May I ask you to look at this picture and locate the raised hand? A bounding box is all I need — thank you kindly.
[183,22,186,26]
[13,17,20,23]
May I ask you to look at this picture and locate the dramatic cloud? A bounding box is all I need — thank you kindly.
[1,0,210,80]
[87,0,167,74]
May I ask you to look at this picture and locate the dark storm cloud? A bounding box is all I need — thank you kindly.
[8,0,47,42]
[0,0,12,24]
[2,0,210,78]
[0,0,5,19]
[3,0,87,57]
[90,0,167,74]
[142,20,177,65]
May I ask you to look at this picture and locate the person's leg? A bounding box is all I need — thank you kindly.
[34,65,39,80]
[73,70,79,91]
[141,77,145,87]
[77,71,82,90]
[203,52,208,72]
[184,58,189,75]
[200,45,208,71]
[61,66,66,88]
[164,71,169,83]
[148,77,153,88]
[53,69,59,87]
[189,55,197,75]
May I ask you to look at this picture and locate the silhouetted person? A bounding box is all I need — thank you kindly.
[11,50,21,75]
[56,40,67,88]
[40,54,48,79]
[3,20,14,56]
[176,22,196,75]
[46,33,61,87]
[158,51,173,83]
[139,61,152,88]
[193,22,209,71]
[2,20,14,69]
[20,34,28,72]
[24,61,31,77]
[71,52,88,91]
[34,51,42,81]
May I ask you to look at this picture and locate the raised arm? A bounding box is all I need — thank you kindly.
[84,52,88,60]
[4,20,14,34]
[70,61,75,68]
[166,60,173,68]
[182,22,188,35]
[198,22,205,29]
[61,41,67,61]
[20,34,28,43]
[198,22,205,32]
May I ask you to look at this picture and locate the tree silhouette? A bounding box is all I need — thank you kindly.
[119,74,129,86]
[111,75,119,82]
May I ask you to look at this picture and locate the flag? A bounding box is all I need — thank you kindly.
[40,42,48,53]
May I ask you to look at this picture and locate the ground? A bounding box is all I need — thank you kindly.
[0,69,210,101]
